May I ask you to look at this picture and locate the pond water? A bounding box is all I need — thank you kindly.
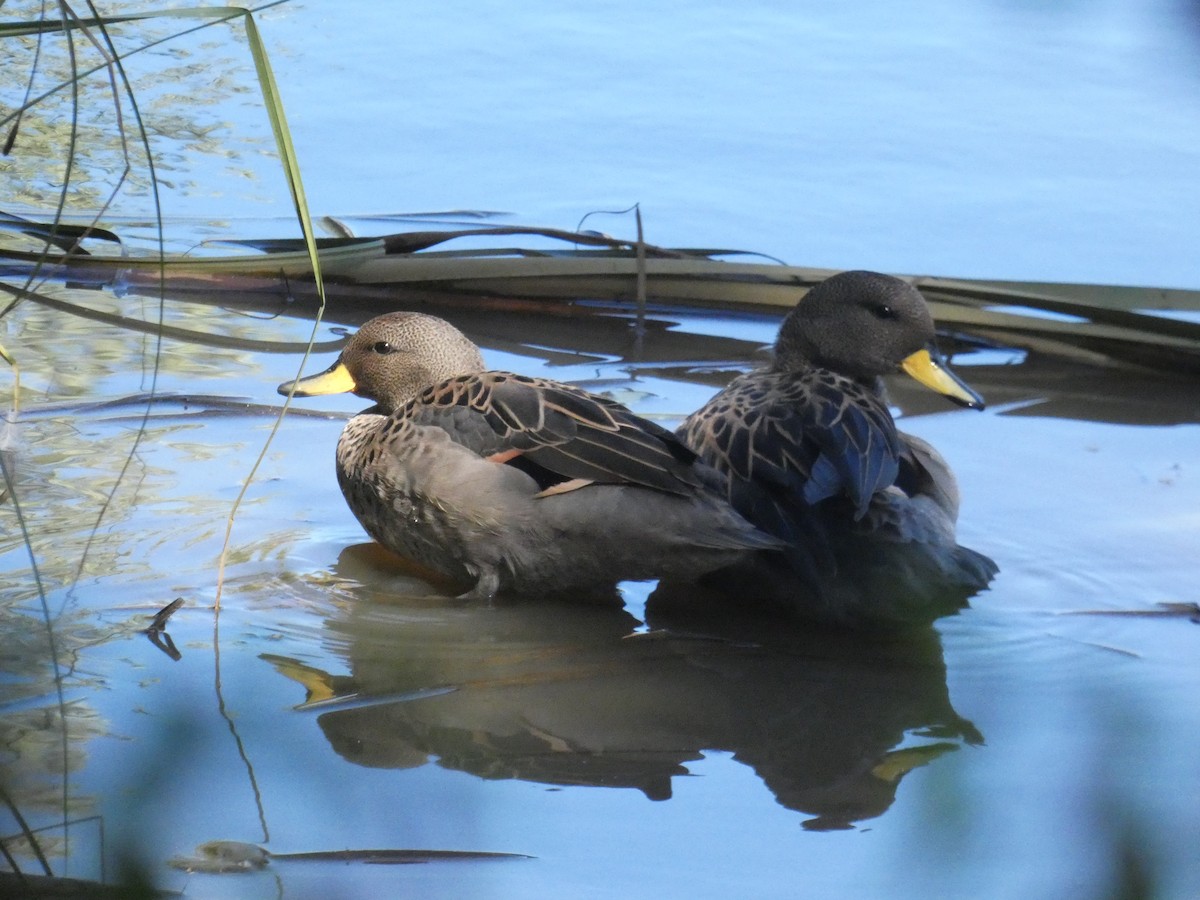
[2,2,1200,899]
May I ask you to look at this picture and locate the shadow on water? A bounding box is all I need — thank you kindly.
[262,545,981,833]
[122,283,1200,428]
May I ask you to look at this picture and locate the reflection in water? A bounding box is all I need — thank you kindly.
[264,546,982,832]
[0,699,104,870]
[144,598,185,661]
[180,285,1200,429]
[3,281,1195,893]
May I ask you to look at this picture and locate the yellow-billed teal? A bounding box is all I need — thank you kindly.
[279,312,784,602]
[676,270,997,628]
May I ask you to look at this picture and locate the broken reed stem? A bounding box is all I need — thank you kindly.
[634,204,647,352]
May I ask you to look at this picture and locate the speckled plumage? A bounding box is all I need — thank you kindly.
[677,270,997,628]
[280,312,783,602]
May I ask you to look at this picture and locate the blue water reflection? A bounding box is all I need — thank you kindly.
[256,1,1200,287]
[4,2,1200,898]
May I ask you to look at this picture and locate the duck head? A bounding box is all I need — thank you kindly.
[277,312,485,413]
[775,270,984,410]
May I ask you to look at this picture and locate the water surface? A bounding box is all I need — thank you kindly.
[2,2,1199,898]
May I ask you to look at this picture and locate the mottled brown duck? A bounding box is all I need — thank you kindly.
[279,312,783,602]
[675,270,997,628]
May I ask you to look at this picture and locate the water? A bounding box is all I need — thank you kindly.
[2,2,1200,898]
[211,0,1200,287]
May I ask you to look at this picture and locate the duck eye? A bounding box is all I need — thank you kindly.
[372,341,395,354]
[871,304,896,320]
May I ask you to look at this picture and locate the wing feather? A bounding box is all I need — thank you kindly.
[679,368,901,544]
[406,372,702,495]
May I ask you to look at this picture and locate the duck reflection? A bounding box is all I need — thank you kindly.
[263,545,982,831]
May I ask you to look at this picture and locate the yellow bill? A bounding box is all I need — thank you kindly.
[277,358,357,397]
[900,347,985,410]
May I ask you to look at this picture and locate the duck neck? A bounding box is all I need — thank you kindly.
[771,349,890,401]
[865,374,891,404]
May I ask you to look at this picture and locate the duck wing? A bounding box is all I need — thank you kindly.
[405,371,704,495]
[680,370,902,541]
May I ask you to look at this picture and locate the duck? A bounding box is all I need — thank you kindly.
[278,311,784,603]
[673,270,998,629]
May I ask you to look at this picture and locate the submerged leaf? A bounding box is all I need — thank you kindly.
[167,840,531,873]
